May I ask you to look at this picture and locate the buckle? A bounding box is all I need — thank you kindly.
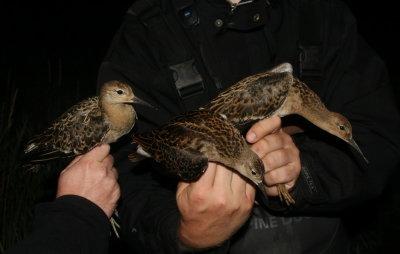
[169,59,205,99]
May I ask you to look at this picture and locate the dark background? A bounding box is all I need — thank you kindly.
[1,0,399,129]
[1,0,399,253]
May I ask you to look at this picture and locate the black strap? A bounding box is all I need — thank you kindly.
[298,0,323,90]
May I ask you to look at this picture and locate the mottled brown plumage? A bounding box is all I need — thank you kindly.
[202,62,367,205]
[202,63,292,131]
[24,80,146,167]
[130,110,267,195]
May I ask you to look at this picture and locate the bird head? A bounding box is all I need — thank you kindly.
[100,80,155,109]
[238,150,268,196]
[101,80,135,104]
[328,112,368,163]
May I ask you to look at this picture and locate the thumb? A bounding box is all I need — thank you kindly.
[84,144,111,161]
[246,116,281,143]
[177,181,190,198]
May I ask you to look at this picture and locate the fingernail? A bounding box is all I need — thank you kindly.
[247,132,256,142]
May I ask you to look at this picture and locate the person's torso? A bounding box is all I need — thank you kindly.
[115,1,351,253]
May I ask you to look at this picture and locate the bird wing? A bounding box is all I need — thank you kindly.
[202,71,292,131]
[131,110,245,180]
[24,97,109,164]
[132,127,209,181]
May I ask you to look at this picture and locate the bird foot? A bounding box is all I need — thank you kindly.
[110,209,121,238]
[277,184,295,206]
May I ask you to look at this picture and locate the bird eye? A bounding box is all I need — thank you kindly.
[116,89,124,95]
[251,169,257,176]
[339,125,345,131]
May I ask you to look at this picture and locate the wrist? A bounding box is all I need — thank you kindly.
[178,220,226,249]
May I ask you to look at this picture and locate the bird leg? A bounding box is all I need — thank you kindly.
[277,184,295,206]
[110,209,121,238]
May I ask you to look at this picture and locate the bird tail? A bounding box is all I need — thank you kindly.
[22,144,74,171]
[127,152,147,163]
[128,142,151,163]
[129,132,155,163]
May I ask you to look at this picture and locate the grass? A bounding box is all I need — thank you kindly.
[0,84,38,253]
[0,62,90,253]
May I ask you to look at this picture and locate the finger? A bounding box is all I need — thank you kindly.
[264,185,279,196]
[244,181,257,201]
[177,163,218,201]
[61,155,83,174]
[110,167,119,180]
[192,162,218,189]
[263,148,297,173]
[230,172,256,207]
[212,163,233,189]
[246,116,281,143]
[83,144,111,161]
[102,154,114,169]
[176,181,190,198]
[230,171,248,195]
[264,181,295,198]
[70,155,83,165]
[251,133,285,158]
[264,164,297,187]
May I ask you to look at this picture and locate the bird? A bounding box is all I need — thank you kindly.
[23,80,151,169]
[129,110,269,198]
[201,62,368,205]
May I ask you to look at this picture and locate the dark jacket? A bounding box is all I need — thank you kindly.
[98,0,400,253]
[5,195,111,254]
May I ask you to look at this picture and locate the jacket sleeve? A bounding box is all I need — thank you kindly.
[285,1,400,213]
[6,195,111,254]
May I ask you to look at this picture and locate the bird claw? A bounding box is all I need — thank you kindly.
[110,209,121,238]
[277,184,295,206]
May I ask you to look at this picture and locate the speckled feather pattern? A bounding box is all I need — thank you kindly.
[200,62,362,205]
[131,62,364,206]
[24,80,137,164]
[202,71,292,131]
[25,97,109,157]
[132,110,263,181]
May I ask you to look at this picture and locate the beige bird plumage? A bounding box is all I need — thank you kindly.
[23,80,149,168]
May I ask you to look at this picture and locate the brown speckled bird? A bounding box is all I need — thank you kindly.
[202,62,367,205]
[24,80,150,168]
[129,110,268,197]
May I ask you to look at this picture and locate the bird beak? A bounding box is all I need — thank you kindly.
[132,96,157,110]
[348,138,369,163]
[257,182,269,200]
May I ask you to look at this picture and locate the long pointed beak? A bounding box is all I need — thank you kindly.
[348,138,369,163]
[132,96,157,110]
[257,182,269,203]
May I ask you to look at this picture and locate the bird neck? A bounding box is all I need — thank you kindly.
[101,100,136,130]
[284,80,334,135]
[299,103,333,134]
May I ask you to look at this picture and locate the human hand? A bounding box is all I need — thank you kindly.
[246,116,301,197]
[176,162,256,249]
[56,144,120,218]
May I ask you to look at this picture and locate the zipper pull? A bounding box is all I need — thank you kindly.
[227,0,255,15]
